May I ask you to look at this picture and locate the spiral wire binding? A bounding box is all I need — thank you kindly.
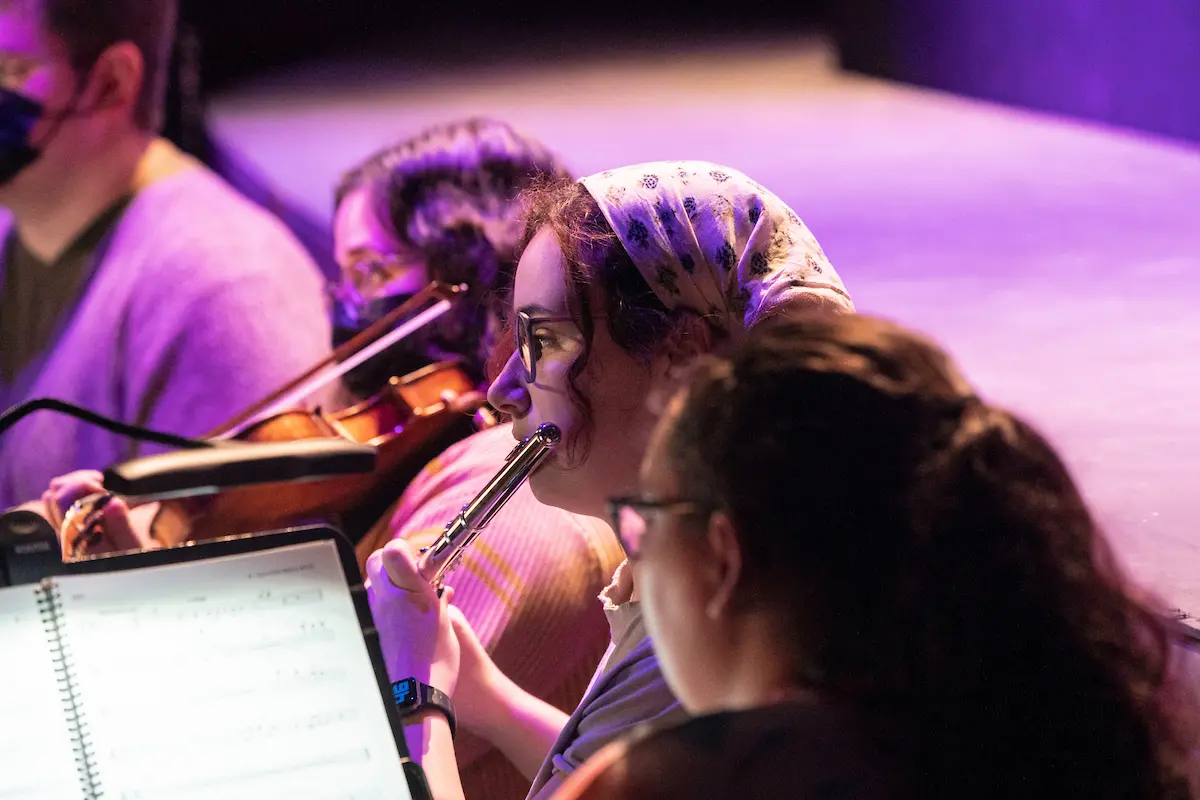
[39,581,103,799]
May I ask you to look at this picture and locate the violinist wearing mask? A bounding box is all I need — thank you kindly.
[329,118,562,402]
[0,0,331,510]
[42,118,628,800]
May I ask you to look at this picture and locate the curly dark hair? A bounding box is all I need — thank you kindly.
[335,118,571,390]
[660,312,1199,798]
[506,175,685,462]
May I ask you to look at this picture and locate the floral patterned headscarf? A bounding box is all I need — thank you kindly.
[579,161,853,332]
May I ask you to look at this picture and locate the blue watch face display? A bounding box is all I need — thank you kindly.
[391,678,417,707]
[389,677,456,740]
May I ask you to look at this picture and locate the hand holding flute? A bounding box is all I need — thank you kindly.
[417,423,561,592]
[365,424,561,700]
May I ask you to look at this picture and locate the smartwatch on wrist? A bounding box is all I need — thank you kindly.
[391,678,456,739]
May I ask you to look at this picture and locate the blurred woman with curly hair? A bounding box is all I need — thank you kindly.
[560,311,1199,799]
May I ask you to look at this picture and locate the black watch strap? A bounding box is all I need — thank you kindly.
[391,678,456,739]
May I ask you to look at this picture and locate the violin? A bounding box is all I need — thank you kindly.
[60,281,496,556]
[147,359,483,546]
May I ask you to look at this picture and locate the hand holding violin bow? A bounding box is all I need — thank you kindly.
[44,470,160,558]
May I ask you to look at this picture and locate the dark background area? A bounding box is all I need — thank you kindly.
[180,1,834,91]
[168,1,1199,161]
[834,0,1200,146]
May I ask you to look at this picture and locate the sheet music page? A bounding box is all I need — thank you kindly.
[53,540,412,800]
[0,584,86,800]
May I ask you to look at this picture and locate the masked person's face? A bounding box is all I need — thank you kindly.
[0,5,90,194]
[331,185,432,328]
[331,183,446,396]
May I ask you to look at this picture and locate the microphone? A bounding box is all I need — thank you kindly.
[0,398,212,448]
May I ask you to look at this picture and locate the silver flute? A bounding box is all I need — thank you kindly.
[419,423,561,592]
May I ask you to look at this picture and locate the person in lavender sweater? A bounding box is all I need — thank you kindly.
[0,0,331,510]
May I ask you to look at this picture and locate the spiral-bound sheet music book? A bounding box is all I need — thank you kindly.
[0,529,417,800]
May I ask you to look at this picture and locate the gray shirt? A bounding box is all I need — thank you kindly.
[525,562,688,800]
[0,197,130,385]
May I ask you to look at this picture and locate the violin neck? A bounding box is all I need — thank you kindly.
[207,282,464,439]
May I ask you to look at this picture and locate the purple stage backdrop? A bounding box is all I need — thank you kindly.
[836,0,1200,145]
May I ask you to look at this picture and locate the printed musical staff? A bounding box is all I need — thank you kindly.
[49,541,410,799]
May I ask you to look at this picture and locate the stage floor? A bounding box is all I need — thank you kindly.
[209,35,1200,626]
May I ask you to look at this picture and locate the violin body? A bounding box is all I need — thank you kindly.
[149,361,480,546]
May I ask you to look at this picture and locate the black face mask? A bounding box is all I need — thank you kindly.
[0,88,49,186]
[333,291,488,399]
[333,292,436,398]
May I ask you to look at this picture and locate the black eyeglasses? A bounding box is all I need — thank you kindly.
[329,253,424,310]
[514,311,578,384]
[606,496,707,559]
